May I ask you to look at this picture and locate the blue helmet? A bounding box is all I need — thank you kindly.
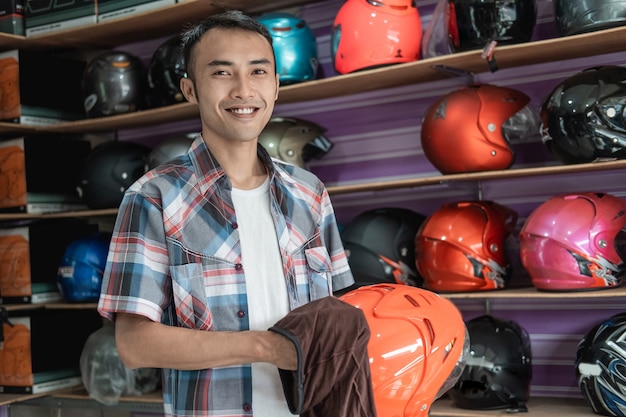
[57,233,111,302]
[257,12,319,85]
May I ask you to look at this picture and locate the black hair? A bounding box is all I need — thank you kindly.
[180,10,274,81]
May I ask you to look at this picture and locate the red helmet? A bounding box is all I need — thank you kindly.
[519,192,626,291]
[331,0,422,74]
[421,84,536,174]
[415,200,518,292]
[339,284,468,417]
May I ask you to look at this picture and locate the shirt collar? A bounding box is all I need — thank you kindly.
[189,134,277,196]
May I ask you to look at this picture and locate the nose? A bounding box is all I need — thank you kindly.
[231,73,255,99]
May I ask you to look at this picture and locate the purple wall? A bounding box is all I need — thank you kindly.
[118,0,626,403]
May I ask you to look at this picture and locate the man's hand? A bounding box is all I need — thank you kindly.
[265,331,297,370]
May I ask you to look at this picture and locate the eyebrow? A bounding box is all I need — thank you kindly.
[208,58,273,66]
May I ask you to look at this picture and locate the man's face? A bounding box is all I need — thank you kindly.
[181,28,280,146]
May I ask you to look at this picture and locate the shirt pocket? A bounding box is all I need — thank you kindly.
[170,261,244,332]
[305,246,333,300]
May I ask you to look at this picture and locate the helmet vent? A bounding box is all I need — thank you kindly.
[403,293,420,307]
[424,318,436,343]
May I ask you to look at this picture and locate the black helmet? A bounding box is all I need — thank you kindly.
[148,35,187,107]
[576,312,626,417]
[540,65,626,164]
[340,207,426,290]
[82,50,148,118]
[78,141,150,209]
[554,0,626,37]
[258,117,333,169]
[448,0,537,52]
[146,134,194,170]
[449,314,532,411]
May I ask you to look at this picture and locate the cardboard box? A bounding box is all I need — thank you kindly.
[97,0,174,22]
[25,0,96,36]
[0,136,92,213]
[0,50,87,125]
[0,218,98,304]
[0,308,103,394]
[0,0,24,35]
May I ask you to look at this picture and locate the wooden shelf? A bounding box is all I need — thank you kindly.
[0,160,623,222]
[1,302,98,311]
[0,208,117,221]
[18,390,591,417]
[440,285,626,299]
[0,0,315,51]
[431,397,591,417]
[54,387,163,404]
[0,24,624,135]
[0,391,57,407]
[326,159,626,195]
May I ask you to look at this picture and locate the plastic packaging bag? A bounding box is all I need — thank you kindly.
[422,0,454,58]
[80,323,161,405]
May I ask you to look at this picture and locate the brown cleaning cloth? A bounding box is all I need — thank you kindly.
[268,296,378,417]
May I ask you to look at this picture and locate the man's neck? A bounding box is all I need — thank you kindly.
[206,139,268,190]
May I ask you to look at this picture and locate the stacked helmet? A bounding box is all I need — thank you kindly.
[57,232,111,302]
[449,314,532,411]
[78,141,150,209]
[447,0,537,52]
[339,284,468,417]
[146,134,194,170]
[148,35,187,106]
[415,200,518,292]
[258,116,333,169]
[554,0,626,37]
[257,12,318,85]
[421,83,538,174]
[576,312,626,417]
[80,324,161,405]
[341,207,426,290]
[331,0,422,74]
[540,65,626,164]
[82,50,148,118]
[519,192,626,291]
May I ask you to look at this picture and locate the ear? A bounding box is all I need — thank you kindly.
[274,73,280,101]
[180,77,197,104]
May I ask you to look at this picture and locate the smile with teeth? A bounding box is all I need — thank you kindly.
[230,107,256,114]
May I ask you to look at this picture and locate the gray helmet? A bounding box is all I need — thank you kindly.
[258,117,333,169]
[146,134,194,170]
[554,0,626,36]
[82,50,148,118]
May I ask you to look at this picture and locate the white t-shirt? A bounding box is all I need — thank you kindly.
[231,178,296,417]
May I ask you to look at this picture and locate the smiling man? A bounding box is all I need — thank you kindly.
[97,10,355,417]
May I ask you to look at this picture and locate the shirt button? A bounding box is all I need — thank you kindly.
[232,222,238,229]
[243,403,252,412]
[237,310,246,318]
[235,263,243,271]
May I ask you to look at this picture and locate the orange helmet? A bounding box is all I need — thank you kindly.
[331,0,422,74]
[339,284,468,417]
[421,84,536,174]
[415,200,518,292]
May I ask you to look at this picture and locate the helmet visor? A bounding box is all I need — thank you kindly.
[301,134,334,162]
[614,227,626,264]
[435,325,470,399]
[502,105,540,144]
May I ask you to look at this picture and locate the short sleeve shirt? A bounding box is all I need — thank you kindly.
[97,135,354,417]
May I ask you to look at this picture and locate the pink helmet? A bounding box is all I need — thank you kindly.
[519,192,626,291]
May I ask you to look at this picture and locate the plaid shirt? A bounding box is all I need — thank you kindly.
[98,135,354,417]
